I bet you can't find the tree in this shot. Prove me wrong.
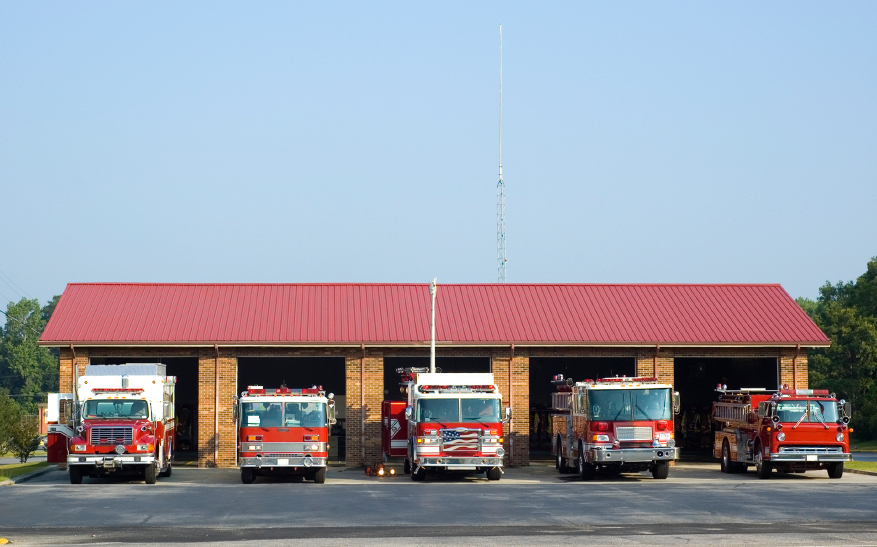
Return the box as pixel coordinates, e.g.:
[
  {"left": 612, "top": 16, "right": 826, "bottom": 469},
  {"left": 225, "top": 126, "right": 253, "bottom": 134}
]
[
  {"left": 800, "top": 257, "right": 877, "bottom": 438},
  {"left": 9, "top": 413, "right": 40, "bottom": 463},
  {"left": 0, "top": 297, "right": 59, "bottom": 414}
]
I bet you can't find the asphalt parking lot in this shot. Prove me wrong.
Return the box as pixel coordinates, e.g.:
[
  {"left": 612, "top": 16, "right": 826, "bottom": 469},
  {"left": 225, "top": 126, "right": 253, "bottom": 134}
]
[{"left": 3, "top": 462, "right": 877, "bottom": 546}]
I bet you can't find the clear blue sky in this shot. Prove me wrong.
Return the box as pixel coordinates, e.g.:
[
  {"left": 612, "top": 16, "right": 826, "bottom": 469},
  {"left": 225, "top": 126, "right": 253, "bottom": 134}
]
[{"left": 1, "top": 2, "right": 875, "bottom": 313}]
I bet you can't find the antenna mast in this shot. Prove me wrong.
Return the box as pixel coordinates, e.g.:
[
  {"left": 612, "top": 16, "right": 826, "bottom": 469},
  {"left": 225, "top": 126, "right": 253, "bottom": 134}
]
[{"left": 497, "top": 24, "right": 507, "bottom": 283}]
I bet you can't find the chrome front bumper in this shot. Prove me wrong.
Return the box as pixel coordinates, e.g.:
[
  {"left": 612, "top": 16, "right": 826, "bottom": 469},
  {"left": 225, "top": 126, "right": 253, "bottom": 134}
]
[
  {"left": 68, "top": 454, "right": 155, "bottom": 468},
  {"left": 416, "top": 457, "right": 503, "bottom": 468},
  {"left": 240, "top": 456, "right": 327, "bottom": 468},
  {"left": 588, "top": 447, "right": 678, "bottom": 463},
  {"left": 771, "top": 452, "right": 851, "bottom": 463}
]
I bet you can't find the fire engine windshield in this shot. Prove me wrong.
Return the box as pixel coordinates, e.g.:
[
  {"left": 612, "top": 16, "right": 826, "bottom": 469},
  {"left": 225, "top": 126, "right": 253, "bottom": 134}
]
[
  {"left": 461, "top": 399, "right": 502, "bottom": 422},
  {"left": 776, "top": 400, "right": 839, "bottom": 423},
  {"left": 589, "top": 389, "right": 671, "bottom": 421},
  {"left": 241, "top": 402, "right": 283, "bottom": 427},
  {"left": 417, "top": 398, "right": 501, "bottom": 423},
  {"left": 284, "top": 402, "right": 327, "bottom": 427},
  {"left": 83, "top": 400, "right": 149, "bottom": 419}
]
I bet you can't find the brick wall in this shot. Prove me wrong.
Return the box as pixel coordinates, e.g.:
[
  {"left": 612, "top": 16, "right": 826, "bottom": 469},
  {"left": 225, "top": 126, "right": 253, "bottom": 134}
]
[
  {"left": 490, "top": 346, "right": 529, "bottom": 466},
  {"left": 197, "top": 348, "right": 237, "bottom": 467},
  {"left": 345, "top": 348, "right": 384, "bottom": 468}
]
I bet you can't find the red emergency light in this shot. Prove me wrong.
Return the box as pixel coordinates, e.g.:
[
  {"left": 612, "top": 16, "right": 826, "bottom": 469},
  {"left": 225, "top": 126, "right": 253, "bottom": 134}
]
[{"left": 779, "top": 389, "right": 830, "bottom": 396}]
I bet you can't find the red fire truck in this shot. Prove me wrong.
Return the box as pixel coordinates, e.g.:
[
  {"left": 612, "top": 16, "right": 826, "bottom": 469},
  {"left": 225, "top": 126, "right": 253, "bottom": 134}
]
[
  {"left": 551, "top": 375, "right": 680, "bottom": 480},
  {"left": 712, "top": 386, "right": 852, "bottom": 479},
  {"left": 48, "top": 364, "right": 176, "bottom": 484},
  {"left": 235, "top": 385, "right": 337, "bottom": 484},
  {"left": 383, "top": 368, "right": 510, "bottom": 481}
]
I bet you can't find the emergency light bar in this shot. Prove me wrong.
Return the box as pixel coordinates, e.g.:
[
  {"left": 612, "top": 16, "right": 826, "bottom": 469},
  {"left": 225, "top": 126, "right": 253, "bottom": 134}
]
[
  {"left": 779, "top": 389, "right": 830, "bottom": 396},
  {"left": 243, "top": 386, "right": 325, "bottom": 397},
  {"left": 594, "top": 377, "right": 659, "bottom": 384},
  {"left": 419, "top": 385, "right": 496, "bottom": 393},
  {"left": 91, "top": 388, "right": 145, "bottom": 393}
]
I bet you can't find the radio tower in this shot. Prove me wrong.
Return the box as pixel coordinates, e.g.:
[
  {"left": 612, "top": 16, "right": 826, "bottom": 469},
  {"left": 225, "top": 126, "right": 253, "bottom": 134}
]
[{"left": 497, "top": 24, "right": 507, "bottom": 283}]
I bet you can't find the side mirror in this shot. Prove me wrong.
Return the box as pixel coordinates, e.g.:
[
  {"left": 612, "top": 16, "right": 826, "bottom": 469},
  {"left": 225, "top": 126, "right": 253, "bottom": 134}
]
[
  {"left": 328, "top": 400, "right": 337, "bottom": 426},
  {"left": 843, "top": 401, "right": 852, "bottom": 417},
  {"left": 405, "top": 407, "right": 413, "bottom": 421},
  {"left": 503, "top": 407, "right": 512, "bottom": 423},
  {"left": 673, "top": 392, "right": 681, "bottom": 415},
  {"left": 232, "top": 395, "right": 239, "bottom": 423}
]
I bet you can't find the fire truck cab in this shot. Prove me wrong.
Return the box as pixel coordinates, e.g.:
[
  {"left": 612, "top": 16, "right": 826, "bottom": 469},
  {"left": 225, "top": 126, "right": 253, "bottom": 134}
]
[
  {"left": 386, "top": 368, "right": 510, "bottom": 482},
  {"left": 712, "top": 387, "right": 852, "bottom": 479},
  {"left": 235, "top": 385, "right": 336, "bottom": 484},
  {"left": 551, "top": 375, "right": 681, "bottom": 480},
  {"left": 49, "top": 363, "right": 176, "bottom": 485}
]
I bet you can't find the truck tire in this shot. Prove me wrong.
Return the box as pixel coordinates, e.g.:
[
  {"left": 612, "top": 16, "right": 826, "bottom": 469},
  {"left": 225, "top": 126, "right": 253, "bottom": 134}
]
[
  {"left": 721, "top": 440, "right": 732, "bottom": 474},
  {"left": 651, "top": 461, "right": 670, "bottom": 479},
  {"left": 313, "top": 467, "right": 327, "bottom": 484},
  {"left": 69, "top": 466, "right": 83, "bottom": 485},
  {"left": 486, "top": 467, "right": 502, "bottom": 481},
  {"left": 411, "top": 465, "right": 426, "bottom": 481},
  {"left": 144, "top": 463, "right": 157, "bottom": 485},
  {"left": 755, "top": 445, "right": 772, "bottom": 479},
  {"left": 241, "top": 467, "right": 255, "bottom": 484},
  {"left": 404, "top": 458, "right": 411, "bottom": 475},
  {"left": 578, "top": 441, "right": 595, "bottom": 481},
  {"left": 556, "top": 436, "right": 569, "bottom": 473},
  {"left": 827, "top": 462, "right": 844, "bottom": 479}
]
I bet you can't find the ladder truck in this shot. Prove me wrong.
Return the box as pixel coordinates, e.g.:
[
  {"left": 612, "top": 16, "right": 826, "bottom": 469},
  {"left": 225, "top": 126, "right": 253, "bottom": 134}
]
[
  {"left": 551, "top": 375, "right": 681, "bottom": 480},
  {"left": 48, "top": 363, "right": 176, "bottom": 484},
  {"left": 384, "top": 368, "right": 511, "bottom": 481},
  {"left": 235, "top": 385, "right": 337, "bottom": 484},
  {"left": 712, "top": 386, "right": 852, "bottom": 479}
]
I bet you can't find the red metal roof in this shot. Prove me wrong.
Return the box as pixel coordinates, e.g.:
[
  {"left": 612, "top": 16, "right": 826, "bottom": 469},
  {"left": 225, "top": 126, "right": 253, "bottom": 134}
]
[{"left": 39, "top": 283, "right": 829, "bottom": 346}]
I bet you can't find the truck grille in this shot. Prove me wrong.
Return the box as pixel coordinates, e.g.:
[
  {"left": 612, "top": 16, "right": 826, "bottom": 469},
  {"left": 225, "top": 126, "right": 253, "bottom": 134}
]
[
  {"left": 90, "top": 427, "right": 133, "bottom": 445},
  {"left": 615, "top": 427, "right": 652, "bottom": 441},
  {"left": 440, "top": 428, "right": 480, "bottom": 452},
  {"left": 778, "top": 446, "right": 843, "bottom": 453}
]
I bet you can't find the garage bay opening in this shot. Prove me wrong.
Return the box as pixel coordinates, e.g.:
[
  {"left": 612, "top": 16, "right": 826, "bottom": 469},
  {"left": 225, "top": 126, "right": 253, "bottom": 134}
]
[
  {"left": 88, "top": 357, "right": 199, "bottom": 464},
  {"left": 529, "top": 357, "right": 636, "bottom": 459},
  {"left": 673, "top": 357, "right": 779, "bottom": 458},
  {"left": 237, "top": 357, "right": 346, "bottom": 463}
]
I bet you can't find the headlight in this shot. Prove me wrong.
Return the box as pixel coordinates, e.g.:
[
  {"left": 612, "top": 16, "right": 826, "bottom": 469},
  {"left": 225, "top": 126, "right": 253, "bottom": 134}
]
[
  {"left": 309, "top": 444, "right": 319, "bottom": 451},
  {"left": 247, "top": 445, "right": 262, "bottom": 451},
  {"left": 776, "top": 432, "right": 785, "bottom": 442},
  {"left": 73, "top": 444, "right": 87, "bottom": 452},
  {"left": 592, "top": 435, "right": 610, "bottom": 442},
  {"left": 837, "top": 433, "right": 844, "bottom": 442}
]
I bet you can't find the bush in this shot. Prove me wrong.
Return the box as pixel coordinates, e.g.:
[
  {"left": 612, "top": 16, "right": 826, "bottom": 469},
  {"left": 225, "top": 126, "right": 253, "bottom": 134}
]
[
  {"left": 9, "top": 414, "right": 40, "bottom": 463},
  {"left": 0, "top": 391, "right": 19, "bottom": 455}
]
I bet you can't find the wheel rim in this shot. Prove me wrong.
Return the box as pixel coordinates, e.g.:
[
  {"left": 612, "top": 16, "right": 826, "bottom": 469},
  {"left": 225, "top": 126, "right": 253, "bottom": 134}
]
[
  {"left": 578, "top": 446, "right": 584, "bottom": 474},
  {"left": 723, "top": 446, "right": 730, "bottom": 468},
  {"left": 755, "top": 449, "right": 762, "bottom": 470}
]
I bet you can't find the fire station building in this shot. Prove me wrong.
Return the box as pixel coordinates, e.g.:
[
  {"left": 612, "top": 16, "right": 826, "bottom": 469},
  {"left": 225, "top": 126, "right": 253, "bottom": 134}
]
[{"left": 39, "top": 283, "right": 829, "bottom": 468}]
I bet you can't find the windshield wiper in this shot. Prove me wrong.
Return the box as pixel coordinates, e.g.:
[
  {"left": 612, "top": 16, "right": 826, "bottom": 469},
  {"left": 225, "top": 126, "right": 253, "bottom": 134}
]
[
  {"left": 792, "top": 411, "right": 807, "bottom": 430},
  {"left": 812, "top": 408, "right": 829, "bottom": 430},
  {"left": 634, "top": 403, "right": 650, "bottom": 421}
]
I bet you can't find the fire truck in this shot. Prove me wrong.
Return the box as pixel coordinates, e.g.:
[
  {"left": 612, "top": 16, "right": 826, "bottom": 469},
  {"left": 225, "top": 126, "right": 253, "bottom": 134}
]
[
  {"left": 235, "top": 385, "right": 336, "bottom": 484},
  {"left": 47, "top": 364, "right": 176, "bottom": 484},
  {"left": 383, "top": 368, "right": 510, "bottom": 481},
  {"left": 712, "top": 386, "right": 852, "bottom": 479},
  {"left": 551, "top": 375, "right": 681, "bottom": 480}
]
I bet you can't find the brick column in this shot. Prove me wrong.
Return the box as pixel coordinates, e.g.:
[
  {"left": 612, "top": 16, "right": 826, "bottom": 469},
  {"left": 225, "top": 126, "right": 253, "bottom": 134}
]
[
  {"left": 59, "top": 347, "right": 88, "bottom": 393},
  {"left": 779, "top": 349, "right": 807, "bottom": 389},
  {"left": 636, "top": 347, "right": 674, "bottom": 387},
  {"left": 198, "top": 348, "right": 237, "bottom": 468},
  {"left": 345, "top": 348, "right": 383, "bottom": 467},
  {"left": 492, "top": 347, "right": 529, "bottom": 466}
]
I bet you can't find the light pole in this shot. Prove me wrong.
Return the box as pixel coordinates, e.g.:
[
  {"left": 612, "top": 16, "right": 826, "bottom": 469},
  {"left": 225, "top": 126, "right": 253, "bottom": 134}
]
[{"left": 429, "top": 278, "right": 437, "bottom": 373}]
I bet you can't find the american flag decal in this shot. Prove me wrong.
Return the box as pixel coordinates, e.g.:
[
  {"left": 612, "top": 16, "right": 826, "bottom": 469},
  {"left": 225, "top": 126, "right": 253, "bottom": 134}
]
[{"left": 441, "top": 428, "right": 480, "bottom": 451}]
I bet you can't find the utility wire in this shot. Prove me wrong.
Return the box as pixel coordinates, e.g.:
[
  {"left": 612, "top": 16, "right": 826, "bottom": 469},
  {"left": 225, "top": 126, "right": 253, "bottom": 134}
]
[
  {"left": 0, "top": 270, "right": 28, "bottom": 299},
  {"left": 0, "top": 308, "right": 43, "bottom": 337}
]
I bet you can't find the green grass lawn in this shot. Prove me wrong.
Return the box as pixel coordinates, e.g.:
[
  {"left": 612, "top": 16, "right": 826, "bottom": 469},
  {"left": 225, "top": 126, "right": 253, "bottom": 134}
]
[
  {"left": 0, "top": 461, "right": 50, "bottom": 480},
  {"left": 850, "top": 439, "right": 877, "bottom": 451},
  {"left": 1, "top": 450, "right": 47, "bottom": 458},
  {"left": 847, "top": 460, "right": 877, "bottom": 473}
]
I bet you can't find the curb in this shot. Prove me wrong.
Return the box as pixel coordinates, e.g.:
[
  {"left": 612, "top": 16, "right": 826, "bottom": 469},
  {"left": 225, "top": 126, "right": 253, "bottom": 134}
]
[
  {"left": 0, "top": 464, "right": 60, "bottom": 485},
  {"left": 846, "top": 468, "right": 877, "bottom": 477}
]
